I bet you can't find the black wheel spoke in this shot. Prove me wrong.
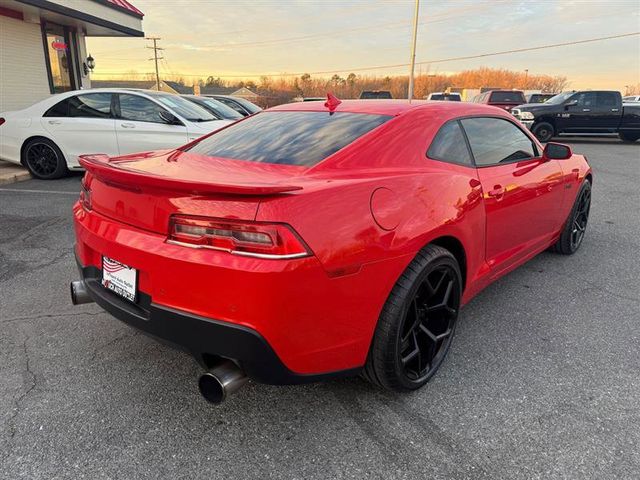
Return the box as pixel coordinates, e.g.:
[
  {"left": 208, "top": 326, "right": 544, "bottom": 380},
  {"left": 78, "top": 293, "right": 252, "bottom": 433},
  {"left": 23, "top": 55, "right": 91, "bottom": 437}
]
[
  {"left": 418, "top": 323, "right": 437, "bottom": 342},
  {"left": 401, "top": 345, "right": 420, "bottom": 365}
]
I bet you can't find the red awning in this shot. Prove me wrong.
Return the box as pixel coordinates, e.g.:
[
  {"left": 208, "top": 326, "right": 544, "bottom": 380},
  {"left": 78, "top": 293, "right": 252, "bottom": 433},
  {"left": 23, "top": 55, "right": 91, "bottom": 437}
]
[{"left": 106, "top": 0, "right": 144, "bottom": 17}]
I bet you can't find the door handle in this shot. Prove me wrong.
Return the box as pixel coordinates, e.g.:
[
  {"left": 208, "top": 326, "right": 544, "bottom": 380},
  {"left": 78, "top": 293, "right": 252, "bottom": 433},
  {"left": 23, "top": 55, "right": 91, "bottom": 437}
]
[
  {"left": 120, "top": 122, "right": 136, "bottom": 128},
  {"left": 582, "top": 109, "right": 591, "bottom": 112},
  {"left": 487, "top": 185, "right": 505, "bottom": 200},
  {"left": 47, "top": 120, "right": 62, "bottom": 125}
]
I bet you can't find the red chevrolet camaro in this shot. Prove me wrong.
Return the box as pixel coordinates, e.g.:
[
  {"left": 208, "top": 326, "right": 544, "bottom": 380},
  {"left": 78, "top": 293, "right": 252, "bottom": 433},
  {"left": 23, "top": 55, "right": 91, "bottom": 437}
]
[{"left": 71, "top": 98, "right": 592, "bottom": 403}]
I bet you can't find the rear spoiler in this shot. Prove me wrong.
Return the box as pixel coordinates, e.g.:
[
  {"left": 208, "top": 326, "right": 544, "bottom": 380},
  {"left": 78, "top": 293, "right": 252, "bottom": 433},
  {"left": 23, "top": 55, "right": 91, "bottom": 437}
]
[{"left": 78, "top": 154, "right": 303, "bottom": 196}]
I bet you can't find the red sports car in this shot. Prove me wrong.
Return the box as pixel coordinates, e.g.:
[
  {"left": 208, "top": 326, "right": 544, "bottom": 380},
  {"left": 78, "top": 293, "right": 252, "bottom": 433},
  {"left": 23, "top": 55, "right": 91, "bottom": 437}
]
[{"left": 71, "top": 98, "right": 592, "bottom": 404}]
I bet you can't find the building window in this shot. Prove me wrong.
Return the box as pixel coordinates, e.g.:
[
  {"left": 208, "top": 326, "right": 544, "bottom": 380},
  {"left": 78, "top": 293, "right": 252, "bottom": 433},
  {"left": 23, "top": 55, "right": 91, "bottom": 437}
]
[{"left": 42, "top": 23, "right": 77, "bottom": 93}]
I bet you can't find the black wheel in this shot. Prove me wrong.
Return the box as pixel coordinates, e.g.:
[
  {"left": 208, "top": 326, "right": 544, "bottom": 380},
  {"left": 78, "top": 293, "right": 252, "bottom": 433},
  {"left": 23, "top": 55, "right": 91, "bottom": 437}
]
[
  {"left": 619, "top": 132, "right": 640, "bottom": 143},
  {"left": 532, "top": 122, "right": 555, "bottom": 143},
  {"left": 22, "top": 138, "right": 68, "bottom": 179},
  {"left": 552, "top": 180, "right": 591, "bottom": 255},
  {"left": 363, "top": 245, "right": 462, "bottom": 392}
]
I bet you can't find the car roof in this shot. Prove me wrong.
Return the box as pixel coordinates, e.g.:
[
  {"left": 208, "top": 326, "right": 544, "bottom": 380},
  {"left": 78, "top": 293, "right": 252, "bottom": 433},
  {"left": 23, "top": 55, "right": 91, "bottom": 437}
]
[
  {"left": 268, "top": 99, "right": 502, "bottom": 117},
  {"left": 54, "top": 88, "right": 173, "bottom": 97}
]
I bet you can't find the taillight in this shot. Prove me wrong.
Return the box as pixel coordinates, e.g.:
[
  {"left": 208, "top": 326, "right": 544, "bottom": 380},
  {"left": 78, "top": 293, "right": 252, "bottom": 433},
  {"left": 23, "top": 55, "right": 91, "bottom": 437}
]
[
  {"left": 168, "top": 215, "right": 311, "bottom": 259},
  {"left": 0, "top": 118, "right": 5, "bottom": 126},
  {"left": 79, "top": 182, "right": 91, "bottom": 210}
]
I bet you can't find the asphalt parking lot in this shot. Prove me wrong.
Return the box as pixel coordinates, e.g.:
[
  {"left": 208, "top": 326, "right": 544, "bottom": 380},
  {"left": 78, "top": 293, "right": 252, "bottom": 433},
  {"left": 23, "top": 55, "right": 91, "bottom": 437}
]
[{"left": 1, "top": 138, "right": 639, "bottom": 479}]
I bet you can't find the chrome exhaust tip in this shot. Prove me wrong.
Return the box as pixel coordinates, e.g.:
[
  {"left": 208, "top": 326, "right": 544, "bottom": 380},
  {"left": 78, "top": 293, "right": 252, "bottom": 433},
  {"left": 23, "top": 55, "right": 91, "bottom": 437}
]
[
  {"left": 198, "top": 360, "right": 248, "bottom": 404},
  {"left": 70, "top": 280, "right": 93, "bottom": 305}
]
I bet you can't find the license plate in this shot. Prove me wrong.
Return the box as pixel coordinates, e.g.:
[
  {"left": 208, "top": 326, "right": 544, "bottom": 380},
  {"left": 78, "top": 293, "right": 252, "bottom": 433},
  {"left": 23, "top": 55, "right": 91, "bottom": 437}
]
[{"left": 102, "top": 256, "right": 137, "bottom": 302}]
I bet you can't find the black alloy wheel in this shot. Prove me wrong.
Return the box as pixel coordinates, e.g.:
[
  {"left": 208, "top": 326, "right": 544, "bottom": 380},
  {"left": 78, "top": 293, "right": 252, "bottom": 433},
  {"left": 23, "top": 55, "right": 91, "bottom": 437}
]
[
  {"left": 551, "top": 180, "right": 592, "bottom": 255},
  {"left": 363, "top": 245, "right": 462, "bottom": 392},
  {"left": 570, "top": 184, "right": 591, "bottom": 251},
  {"left": 398, "top": 265, "right": 460, "bottom": 382},
  {"left": 532, "top": 122, "right": 554, "bottom": 143},
  {"left": 23, "top": 138, "right": 68, "bottom": 179}
]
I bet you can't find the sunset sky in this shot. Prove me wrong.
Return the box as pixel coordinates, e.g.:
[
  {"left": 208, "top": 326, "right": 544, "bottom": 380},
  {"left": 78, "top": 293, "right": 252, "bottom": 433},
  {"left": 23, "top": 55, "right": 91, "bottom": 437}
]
[{"left": 87, "top": 0, "right": 640, "bottom": 90}]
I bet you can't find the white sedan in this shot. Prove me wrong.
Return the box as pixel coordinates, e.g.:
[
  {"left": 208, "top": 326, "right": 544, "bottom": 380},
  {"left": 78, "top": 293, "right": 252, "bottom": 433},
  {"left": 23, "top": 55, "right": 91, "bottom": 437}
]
[{"left": 0, "top": 89, "right": 233, "bottom": 179}]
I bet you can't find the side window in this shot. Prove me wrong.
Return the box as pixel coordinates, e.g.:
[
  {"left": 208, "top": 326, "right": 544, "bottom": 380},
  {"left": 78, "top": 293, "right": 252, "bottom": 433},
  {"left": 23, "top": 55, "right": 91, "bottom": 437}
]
[
  {"left": 575, "top": 92, "right": 597, "bottom": 108},
  {"left": 460, "top": 117, "right": 538, "bottom": 166},
  {"left": 118, "top": 94, "right": 169, "bottom": 123},
  {"left": 68, "top": 94, "right": 112, "bottom": 118},
  {"left": 597, "top": 92, "right": 618, "bottom": 108},
  {"left": 44, "top": 98, "right": 70, "bottom": 117},
  {"left": 427, "top": 120, "right": 472, "bottom": 166},
  {"left": 218, "top": 98, "right": 245, "bottom": 115}
]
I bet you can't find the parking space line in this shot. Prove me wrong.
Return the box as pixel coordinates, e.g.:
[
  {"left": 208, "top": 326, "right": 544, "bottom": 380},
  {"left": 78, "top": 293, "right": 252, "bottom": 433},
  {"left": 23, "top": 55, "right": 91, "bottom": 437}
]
[{"left": 0, "top": 188, "right": 79, "bottom": 195}]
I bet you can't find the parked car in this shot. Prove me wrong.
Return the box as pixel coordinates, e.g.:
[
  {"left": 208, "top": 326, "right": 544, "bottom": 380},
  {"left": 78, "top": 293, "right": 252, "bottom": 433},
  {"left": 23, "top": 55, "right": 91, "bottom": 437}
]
[
  {"left": 0, "top": 89, "right": 232, "bottom": 179},
  {"left": 512, "top": 90, "right": 640, "bottom": 142},
  {"left": 623, "top": 95, "right": 640, "bottom": 103},
  {"left": 426, "top": 92, "right": 461, "bottom": 101},
  {"left": 71, "top": 99, "right": 592, "bottom": 404},
  {"left": 526, "top": 93, "right": 557, "bottom": 104},
  {"left": 473, "top": 90, "right": 526, "bottom": 111},
  {"left": 182, "top": 95, "right": 243, "bottom": 121},
  {"left": 359, "top": 90, "right": 393, "bottom": 99},
  {"left": 206, "top": 95, "right": 262, "bottom": 117}
]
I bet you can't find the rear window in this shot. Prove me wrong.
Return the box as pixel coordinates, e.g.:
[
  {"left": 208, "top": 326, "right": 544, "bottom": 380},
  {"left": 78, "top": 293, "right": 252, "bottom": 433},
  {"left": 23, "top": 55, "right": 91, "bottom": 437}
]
[
  {"left": 489, "top": 91, "right": 526, "bottom": 103},
  {"left": 186, "top": 111, "right": 391, "bottom": 166}
]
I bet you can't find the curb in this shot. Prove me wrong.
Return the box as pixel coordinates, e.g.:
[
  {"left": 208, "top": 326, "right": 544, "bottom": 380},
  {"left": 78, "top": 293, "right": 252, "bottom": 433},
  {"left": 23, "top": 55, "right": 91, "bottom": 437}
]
[{"left": 0, "top": 163, "right": 32, "bottom": 186}]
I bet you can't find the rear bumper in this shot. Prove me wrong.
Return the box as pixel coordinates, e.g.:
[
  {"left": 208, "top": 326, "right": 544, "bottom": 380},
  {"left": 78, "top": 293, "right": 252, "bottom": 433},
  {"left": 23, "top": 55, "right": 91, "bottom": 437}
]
[{"left": 77, "top": 259, "right": 359, "bottom": 385}]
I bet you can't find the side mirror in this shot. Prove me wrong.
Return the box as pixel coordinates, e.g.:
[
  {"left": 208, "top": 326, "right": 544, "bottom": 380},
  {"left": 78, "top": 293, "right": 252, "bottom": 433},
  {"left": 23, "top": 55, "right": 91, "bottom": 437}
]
[
  {"left": 159, "top": 110, "right": 179, "bottom": 125},
  {"left": 543, "top": 142, "right": 572, "bottom": 160}
]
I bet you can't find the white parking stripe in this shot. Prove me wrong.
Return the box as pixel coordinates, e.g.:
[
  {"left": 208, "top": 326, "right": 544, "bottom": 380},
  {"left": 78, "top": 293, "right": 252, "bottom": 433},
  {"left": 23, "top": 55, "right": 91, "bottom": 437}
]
[{"left": 0, "top": 188, "right": 78, "bottom": 195}]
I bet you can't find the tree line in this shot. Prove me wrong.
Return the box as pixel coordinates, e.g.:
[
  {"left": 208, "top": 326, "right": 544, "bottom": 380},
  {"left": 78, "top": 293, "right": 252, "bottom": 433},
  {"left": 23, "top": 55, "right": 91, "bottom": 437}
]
[{"left": 172, "top": 67, "right": 569, "bottom": 101}]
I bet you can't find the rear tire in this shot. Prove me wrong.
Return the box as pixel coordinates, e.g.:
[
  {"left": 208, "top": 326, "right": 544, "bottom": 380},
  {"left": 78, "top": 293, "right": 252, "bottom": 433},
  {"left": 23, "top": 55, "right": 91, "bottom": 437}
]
[
  {"left": 532, "top": 122, "right": 555, "bottom": 143},
  {"left": 363, "top": 245, "right": 462, "bottom": 392},
  {"left": 22, "top": 137, "right": 68, "bottom": 180},
  {"left": 619, "top": 132, "right": 640, "bottom": 143},
  {"left": 551, "top": 180, "right": 591, "bottom": 255}
]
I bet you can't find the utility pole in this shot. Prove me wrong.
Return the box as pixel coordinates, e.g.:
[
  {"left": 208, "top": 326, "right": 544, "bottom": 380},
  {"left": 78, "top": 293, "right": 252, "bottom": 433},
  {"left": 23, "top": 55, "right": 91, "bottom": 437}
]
[
  {"left": 146, "top": 36, "right": 163, "bottom": 90},
  {"left": 407, "top": 0, "right": 420, "bottom": 101}
]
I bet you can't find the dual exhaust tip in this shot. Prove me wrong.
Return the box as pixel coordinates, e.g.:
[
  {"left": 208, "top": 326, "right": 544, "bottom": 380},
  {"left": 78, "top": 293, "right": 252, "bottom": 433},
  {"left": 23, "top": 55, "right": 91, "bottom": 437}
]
[{"left": 70, "top": 279, "right": 247, "bottom": 404}]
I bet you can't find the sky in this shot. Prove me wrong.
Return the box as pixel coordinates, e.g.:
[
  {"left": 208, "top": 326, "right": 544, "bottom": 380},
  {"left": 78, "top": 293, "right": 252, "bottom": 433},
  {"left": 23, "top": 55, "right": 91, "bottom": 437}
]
[{"left": 87, "top": 0, "right": 640, "bottom": 90}]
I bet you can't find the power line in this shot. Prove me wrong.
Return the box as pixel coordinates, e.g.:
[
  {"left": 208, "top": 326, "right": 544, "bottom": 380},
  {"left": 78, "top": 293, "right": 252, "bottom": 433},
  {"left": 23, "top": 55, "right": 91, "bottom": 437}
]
[{"left": 90, "top": 31, "right": 640, "bottom": 79}]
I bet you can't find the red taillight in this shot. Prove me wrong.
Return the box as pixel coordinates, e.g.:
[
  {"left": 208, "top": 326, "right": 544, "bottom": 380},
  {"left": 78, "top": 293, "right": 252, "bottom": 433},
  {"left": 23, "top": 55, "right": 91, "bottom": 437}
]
[
  {"left": 0, "top": 118, "right": 5, "bottom": 126},
  {"left": 79, "top": 182, "right": 91, "bottom": 210},
  {"left": 168, "top": 215, "right": 311, "bottom": 259}
]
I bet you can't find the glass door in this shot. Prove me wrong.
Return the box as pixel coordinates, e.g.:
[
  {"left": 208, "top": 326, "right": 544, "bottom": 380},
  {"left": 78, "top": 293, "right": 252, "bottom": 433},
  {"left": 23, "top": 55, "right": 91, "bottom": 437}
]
[{"left": 44, "top": 23, "right": 76, "bottom": 93}]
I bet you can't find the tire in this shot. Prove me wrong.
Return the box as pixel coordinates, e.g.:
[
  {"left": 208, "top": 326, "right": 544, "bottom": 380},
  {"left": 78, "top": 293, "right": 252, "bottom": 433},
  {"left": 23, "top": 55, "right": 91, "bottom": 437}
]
[
  {"left": 619, "top": 132, "right": 640, "bottom": 143},
  {"left": 532, "top": 122, "right": 555, "bottom": 143},
  {"left": 551, "top": 180, "right": 591, "bottom": 255},
  {"left": 22, "top": 137, "right": 68, "bottom": 179},
  {"left": 363, "top": 245, "right": 462, "bottom": 392}
]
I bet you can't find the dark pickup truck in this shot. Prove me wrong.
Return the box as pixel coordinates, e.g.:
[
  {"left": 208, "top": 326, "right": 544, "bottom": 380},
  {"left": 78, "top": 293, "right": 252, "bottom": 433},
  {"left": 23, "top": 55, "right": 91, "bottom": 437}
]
[{"left": 512, "top": 91, "right": 640, "bottom": 142}]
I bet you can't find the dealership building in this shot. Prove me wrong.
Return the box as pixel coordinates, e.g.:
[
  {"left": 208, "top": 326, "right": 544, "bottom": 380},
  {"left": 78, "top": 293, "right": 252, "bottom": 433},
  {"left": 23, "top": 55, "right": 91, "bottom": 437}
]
[{"left": 0, "top": 0, "right": 144, "bottom": 112}]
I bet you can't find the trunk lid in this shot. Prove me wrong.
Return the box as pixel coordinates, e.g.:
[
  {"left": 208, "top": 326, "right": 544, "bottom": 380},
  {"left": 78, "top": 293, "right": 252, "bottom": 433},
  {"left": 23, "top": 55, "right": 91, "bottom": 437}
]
[{"left": 80, "top": 149, "right": 305, "bottom": 234}]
